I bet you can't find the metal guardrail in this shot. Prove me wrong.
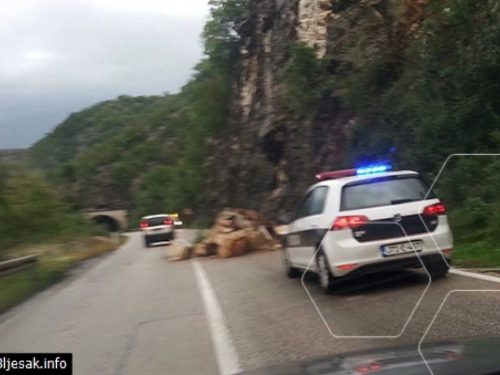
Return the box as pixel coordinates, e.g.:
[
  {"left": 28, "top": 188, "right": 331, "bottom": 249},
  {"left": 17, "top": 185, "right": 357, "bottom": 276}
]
[{"left": 0, "top": 254, "right": 40, "bottom": 278}]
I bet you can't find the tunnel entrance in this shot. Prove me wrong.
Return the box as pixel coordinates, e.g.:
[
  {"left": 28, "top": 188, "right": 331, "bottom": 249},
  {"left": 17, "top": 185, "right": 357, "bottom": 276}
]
[{"left": 92, "top": 215, "right": 120, "bottom": 233}]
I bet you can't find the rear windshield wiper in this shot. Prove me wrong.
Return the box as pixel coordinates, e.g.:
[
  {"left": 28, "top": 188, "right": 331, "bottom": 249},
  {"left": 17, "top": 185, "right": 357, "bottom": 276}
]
[{"left": 391, "top": 198, "right": 419, "bottom": 205}]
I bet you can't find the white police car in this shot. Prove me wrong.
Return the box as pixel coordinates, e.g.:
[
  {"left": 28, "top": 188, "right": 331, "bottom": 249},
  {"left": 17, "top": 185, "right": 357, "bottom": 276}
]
[{"left": 282, "top": 165, "right": 453, "bottom": 294}]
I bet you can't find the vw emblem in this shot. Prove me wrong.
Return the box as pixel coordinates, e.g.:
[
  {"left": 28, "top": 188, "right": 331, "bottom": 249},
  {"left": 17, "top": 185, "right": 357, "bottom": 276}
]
[{"left": 393, "top": 213, "right": 402, "bottom": 222}]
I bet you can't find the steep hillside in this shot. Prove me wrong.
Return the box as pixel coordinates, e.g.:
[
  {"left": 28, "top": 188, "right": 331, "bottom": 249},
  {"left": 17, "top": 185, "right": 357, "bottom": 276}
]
[
  {"left": 0, "top": 149, "right": 28, "bottom": 169},
  {"left": 0, "top": 160, "right": 100, "bottom": 253},
  {"left": 29, "top": 94, "right": 189, "bottom": 212},
  {"left": 30, "top": 95, "right": 166, "bottom": 170}
]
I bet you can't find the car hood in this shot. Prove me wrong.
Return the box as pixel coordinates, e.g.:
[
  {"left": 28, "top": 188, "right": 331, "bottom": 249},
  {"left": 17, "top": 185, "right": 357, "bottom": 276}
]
[{"left": 236, "top": 336, "right": 500, "bottom": 375}]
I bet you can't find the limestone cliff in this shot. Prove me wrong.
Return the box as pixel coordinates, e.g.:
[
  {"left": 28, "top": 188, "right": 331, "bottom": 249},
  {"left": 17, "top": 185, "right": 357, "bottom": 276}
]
[{"left": 204, "top": 0, "right": 429, "bottom": 218}]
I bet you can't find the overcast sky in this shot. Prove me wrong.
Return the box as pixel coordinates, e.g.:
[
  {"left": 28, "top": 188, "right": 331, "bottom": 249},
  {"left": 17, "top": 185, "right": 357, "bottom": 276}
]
[{"left": 0, "top": 0, "right": 209, "bottom": 148}]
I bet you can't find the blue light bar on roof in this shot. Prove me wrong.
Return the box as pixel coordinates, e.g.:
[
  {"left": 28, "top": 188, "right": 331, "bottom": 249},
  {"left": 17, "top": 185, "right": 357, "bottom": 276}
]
[{"left": 356, "top": 165, "right": 392, "bottom": 175}]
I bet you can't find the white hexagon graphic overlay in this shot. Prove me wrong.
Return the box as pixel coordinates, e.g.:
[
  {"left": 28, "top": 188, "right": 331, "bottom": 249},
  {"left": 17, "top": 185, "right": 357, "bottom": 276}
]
[
  {"left": 419, "top": 290, "right": 500, "bottom": 375},
  {"left": 417, "top": 154, "right": 500, "bottom": 374},
  {"left": 419, "top": 153, "right": 500, "bottom": 272},
  {"left": 301, "top": 221, "right": 432, "bottom": 339}
]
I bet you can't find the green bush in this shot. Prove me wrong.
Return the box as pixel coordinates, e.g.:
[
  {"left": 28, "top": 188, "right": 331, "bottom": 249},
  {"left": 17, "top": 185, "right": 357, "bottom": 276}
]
[{"left": 0, "top": 164, "right": 100, "bottom": 257}]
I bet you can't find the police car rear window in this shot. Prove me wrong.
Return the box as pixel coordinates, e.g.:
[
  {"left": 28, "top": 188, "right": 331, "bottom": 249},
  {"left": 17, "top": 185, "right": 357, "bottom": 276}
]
[{"left": 340, "top": 175, "right": 436, "bottom": 211}]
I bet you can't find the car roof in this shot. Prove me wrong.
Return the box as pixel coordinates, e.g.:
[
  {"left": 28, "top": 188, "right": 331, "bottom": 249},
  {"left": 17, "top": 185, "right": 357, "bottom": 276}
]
[
  {"left": 313, "top": 170, "right": 420, "bottom": 189},
  {"left": 142, "top": 214, "right": 170, "bottom": 219}
]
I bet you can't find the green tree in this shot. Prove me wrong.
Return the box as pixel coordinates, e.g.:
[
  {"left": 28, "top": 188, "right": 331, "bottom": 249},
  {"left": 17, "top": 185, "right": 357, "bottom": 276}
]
[
  {"left": 203, "top": 0, "right": 248, "bottom": 73},
  {"left": 0, "top": 169, "right": 95, "bottom": 254},
  {"left": 135, "top": 166, "right": 183, "bottom": 218}
]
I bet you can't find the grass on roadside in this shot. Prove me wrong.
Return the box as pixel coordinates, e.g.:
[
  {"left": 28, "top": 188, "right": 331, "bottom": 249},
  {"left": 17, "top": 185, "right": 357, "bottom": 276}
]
[
  {"left": 452, "top": 241, "right": 500, "bottom": 269},
  {"left": 445, "top": 207, "right": 500, "bottom": 269},
  {"left": 0, "top": 235, "right": 127, "bottom": 314}
]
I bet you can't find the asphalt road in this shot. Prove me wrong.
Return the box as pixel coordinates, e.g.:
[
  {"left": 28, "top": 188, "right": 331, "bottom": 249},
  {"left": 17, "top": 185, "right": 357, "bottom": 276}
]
[{"left": 1, "top": 230, "right": 500, "bottom": 374}]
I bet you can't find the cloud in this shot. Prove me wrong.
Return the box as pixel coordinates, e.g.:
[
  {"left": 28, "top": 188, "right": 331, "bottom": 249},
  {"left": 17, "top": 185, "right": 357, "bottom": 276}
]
[
  {"left": 93, "top": 0, "right": 210, "bottom": 16},
  {"left": 0, "top": 1, "right": 208, "bottom": 148}
]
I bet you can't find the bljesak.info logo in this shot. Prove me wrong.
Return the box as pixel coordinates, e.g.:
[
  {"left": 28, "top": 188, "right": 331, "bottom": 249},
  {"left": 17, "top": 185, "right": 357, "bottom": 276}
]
[{"left": 0, "top": 354, "right": 72, "bottom": 374}]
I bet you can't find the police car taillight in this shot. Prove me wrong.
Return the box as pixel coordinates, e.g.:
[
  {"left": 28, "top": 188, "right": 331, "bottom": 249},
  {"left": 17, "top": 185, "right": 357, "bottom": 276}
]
[
  {"left": 422, "top": 203, "right": 446, "bottom": 215},
  {"left": 331, "top": 215, "right": 369, "bottom": 230}
]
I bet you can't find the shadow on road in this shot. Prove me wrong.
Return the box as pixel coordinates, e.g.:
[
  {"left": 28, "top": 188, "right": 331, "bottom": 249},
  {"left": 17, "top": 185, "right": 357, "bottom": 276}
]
[{"left": 301, "top": 269, "right": 436, "bottom": 296}]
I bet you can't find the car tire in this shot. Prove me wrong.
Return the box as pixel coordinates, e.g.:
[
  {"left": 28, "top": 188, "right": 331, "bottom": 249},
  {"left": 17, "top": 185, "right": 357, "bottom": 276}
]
[
  {"left": 317, "top": 250, "right": 335, "bottom": 295},
  {"left": 283, "top": 249, "right": 300, "bottom": 278},
  {"left": 426, "top": 258, "right": 449, "bottom": 280},
  {"left": 144, "top": 237, "right": 150, "bottom": 248}
]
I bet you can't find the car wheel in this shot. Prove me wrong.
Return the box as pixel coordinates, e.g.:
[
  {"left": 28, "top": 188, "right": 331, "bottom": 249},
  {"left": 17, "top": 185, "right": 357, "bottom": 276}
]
[
  {"left": 317, "top": 251, "right": 334, "bottom": 295},
  {"left": 283, "top": 249, "right": 300, "bottom": 278},
  {"left": 144, "top": 238, "right": 150, "bottom": 248},
  {"left": 426, "top": 258, "right": 449, "bottom": 280}
]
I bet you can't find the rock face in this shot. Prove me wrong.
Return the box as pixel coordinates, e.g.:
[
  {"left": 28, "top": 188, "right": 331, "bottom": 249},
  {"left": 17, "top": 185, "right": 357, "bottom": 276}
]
[
  {"left": 204, "top": 0, "right": 311, "bottom": 218},
  {"left": 297, "top": 0, "right": 332, "bottom": 58},
  {"left": 204, "top": 0, "right": 430, "bottom": 220}
]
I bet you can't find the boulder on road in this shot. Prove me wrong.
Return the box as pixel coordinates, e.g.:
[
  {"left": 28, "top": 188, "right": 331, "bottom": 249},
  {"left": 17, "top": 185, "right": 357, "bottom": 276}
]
[
  {"left": 169, "top": 239, "right": 193, "bottom": 261},
  {"left": 199, "top": 209, "right": 281, "bottom": 259},
  {"left": 217, "top": 230, "right": 248, "bottom": 259},
  {"left": 168, "top": 209, "right": 281, "bottom": 262},
  {"left": 193, "top": 243, "right": 209, "bottom": 257},
  {"left": 246, "top": 227, "right": 269, "bottom": 251}
]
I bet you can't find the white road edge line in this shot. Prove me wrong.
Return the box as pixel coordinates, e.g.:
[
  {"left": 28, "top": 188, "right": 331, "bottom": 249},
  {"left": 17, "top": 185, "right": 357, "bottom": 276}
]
[
  {"left": 450, "top": 269, "right": 500, "bottom": 283},
  {"left": 192, "top": 259, "right": 243, "bottom": 375}
]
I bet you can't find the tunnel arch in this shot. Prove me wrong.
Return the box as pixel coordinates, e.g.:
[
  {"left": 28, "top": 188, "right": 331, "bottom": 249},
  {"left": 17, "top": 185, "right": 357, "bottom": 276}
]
[
  {"left": 92, "top": 215, "right": 120, "bottom": 232},
  {"left": 82, "top": 210, "right": 128, "bottom": 232}
]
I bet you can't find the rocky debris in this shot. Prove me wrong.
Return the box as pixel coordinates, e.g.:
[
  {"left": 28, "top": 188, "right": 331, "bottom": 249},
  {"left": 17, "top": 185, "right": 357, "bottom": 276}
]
[
  {"left": 169, "top": 239, "right": 193, "bottom": 262},
  {"left": 216, "top": 230, "right": 249, "bottom": 259},
  {"left": 199, "top": 208, "right": 281, "bottom": 259},
  {"left": 170, "top": 209, "right": 282, "bottom": 262}
]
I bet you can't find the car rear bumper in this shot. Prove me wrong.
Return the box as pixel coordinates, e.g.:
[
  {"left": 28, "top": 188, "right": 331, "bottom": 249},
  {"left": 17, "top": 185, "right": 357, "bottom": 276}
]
[
  {"left": 144, "top": 232, "right": 174, "bottom": 243},
  {"left": 323, "top": 217, "right": 453, "bottom": 277},
  {"left": 331, "top": 252, "right": 450, "bottom": 281}
]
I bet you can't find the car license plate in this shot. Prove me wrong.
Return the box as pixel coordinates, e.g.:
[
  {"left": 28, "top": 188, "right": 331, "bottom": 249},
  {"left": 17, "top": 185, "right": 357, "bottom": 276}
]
[{"left": 381, "top": 240, "right": 423, "bottom": 257}]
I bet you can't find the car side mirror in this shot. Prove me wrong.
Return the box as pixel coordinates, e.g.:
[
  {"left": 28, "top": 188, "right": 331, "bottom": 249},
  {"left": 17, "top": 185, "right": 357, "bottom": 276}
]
[{"left": 278, "top": 213, "right": 294, "bottom": 225}]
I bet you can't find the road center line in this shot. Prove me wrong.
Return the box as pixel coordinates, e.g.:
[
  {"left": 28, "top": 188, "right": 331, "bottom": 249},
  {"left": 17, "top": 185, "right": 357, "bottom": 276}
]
[{"left": 192, "top": 259, "right": 242, "bottom": 375}]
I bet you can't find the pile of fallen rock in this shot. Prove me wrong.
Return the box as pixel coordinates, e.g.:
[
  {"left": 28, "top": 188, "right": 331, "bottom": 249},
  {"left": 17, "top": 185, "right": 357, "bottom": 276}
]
[{"left": 170, "top": 209, "right": 282, "bottom": 261}]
